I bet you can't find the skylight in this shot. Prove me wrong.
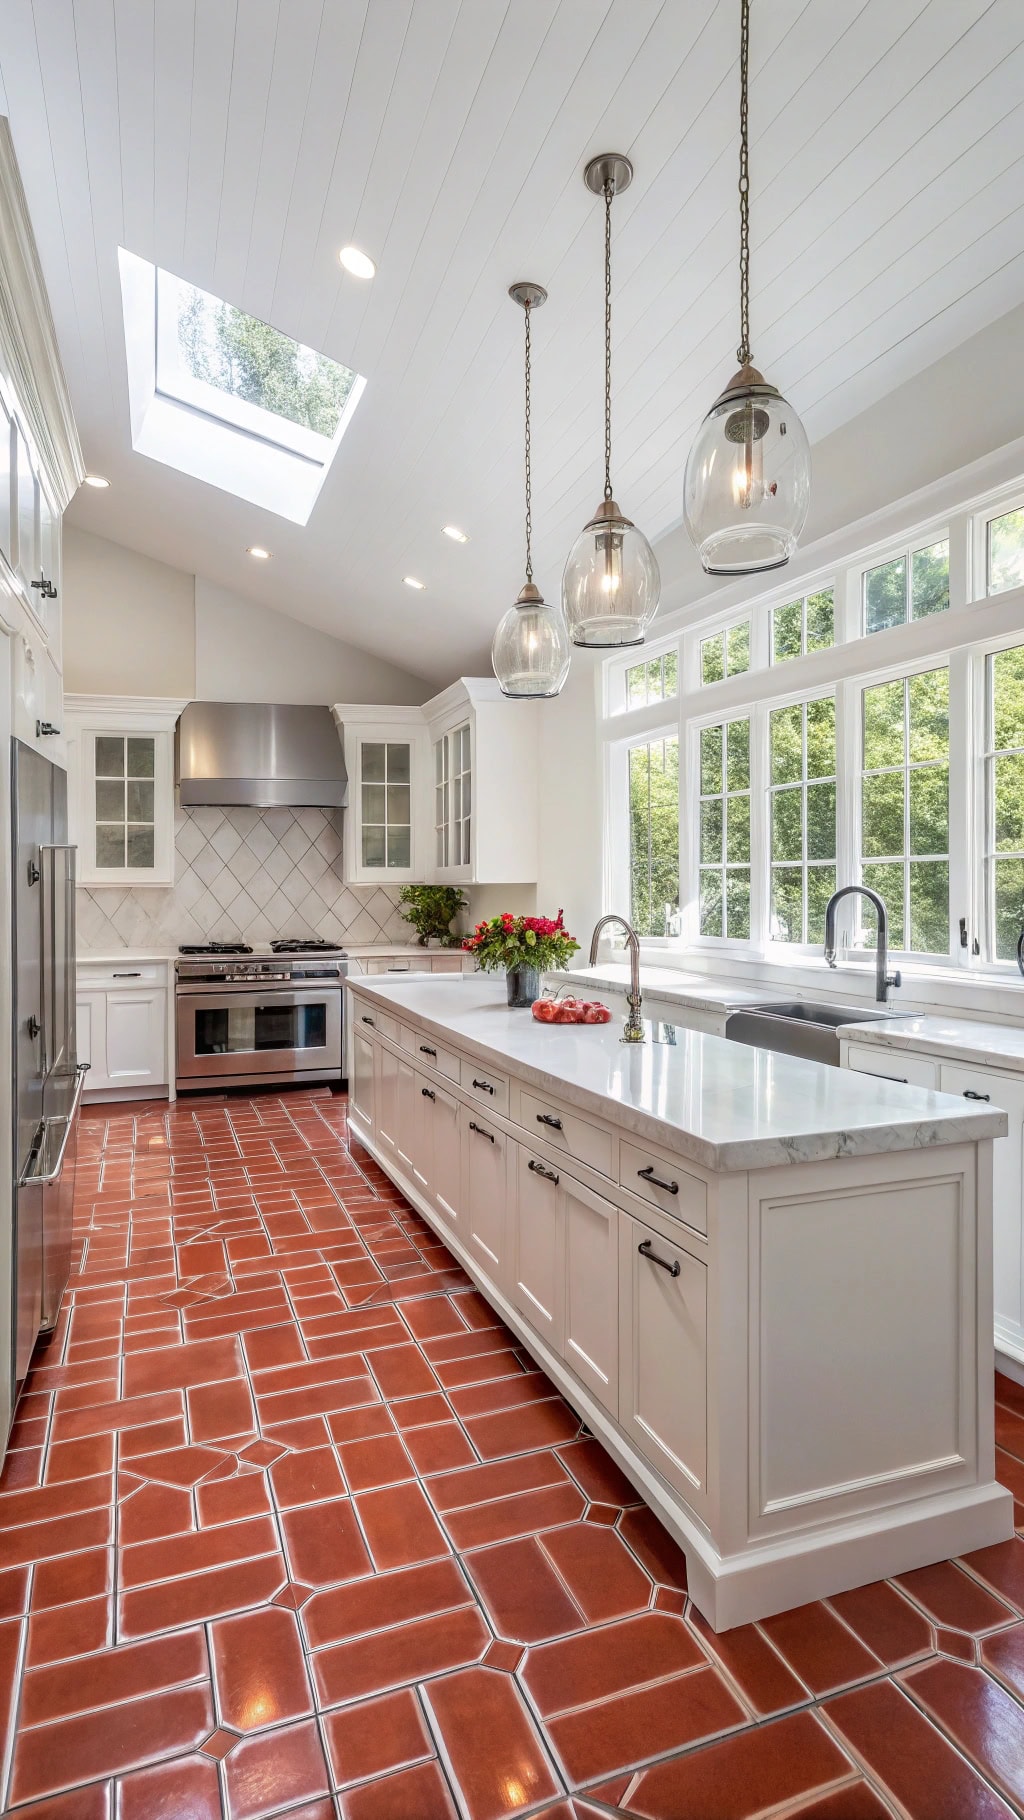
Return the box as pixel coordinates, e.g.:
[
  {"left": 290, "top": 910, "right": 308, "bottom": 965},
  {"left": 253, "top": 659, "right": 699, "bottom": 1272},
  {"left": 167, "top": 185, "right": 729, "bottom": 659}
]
[{"left": 118, "top": 249, "right": 366, "bottom": 524}]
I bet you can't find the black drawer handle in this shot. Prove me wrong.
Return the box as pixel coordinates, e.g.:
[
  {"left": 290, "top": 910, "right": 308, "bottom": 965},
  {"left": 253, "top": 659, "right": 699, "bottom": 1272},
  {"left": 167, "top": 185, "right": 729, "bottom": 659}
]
[
  {"left": 536, "top": 1113, "right": 563, "bottom": 1131},
  {"left": 472, "top": 1078, "right": 495, "bottom": 1095},
  {"left": 638, "top": 1165, "right": 679, "bottom": 1196},
  {"left": 528, "top": 1159, "right": 560, "bottom": 1185},
  {"left": 419, "top": 1044, "right": 437, "bottom": 1058},
  {"left": 469, "top": 1121, "right": 494, "bottom": 1143},
  {"left": 421, "top": 1087, "right": 435, "bottom": 1101},
  {"left": 963, "top": 1088, "right": 991, "bottom": 1102},
  {"left": 639, "top": 1238, "right": 680, "bottom": 1278},
  {"left": 361, "top": 1015, "right": 375, "bottom": 1026},
  {"left": 113, "top": 971, "right": 142, "bottom": 979}
]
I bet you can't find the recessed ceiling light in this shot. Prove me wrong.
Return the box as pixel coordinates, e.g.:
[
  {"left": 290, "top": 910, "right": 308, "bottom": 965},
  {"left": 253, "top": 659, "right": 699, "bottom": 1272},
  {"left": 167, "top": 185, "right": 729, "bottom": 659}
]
[
  {"left": 83, "top": 474, "right": 110, "bottom": 489},
  {"left": 339, "top": 245, "right": 376, "bottom": 280},
  {"left": 442, "top": 525, "right": 469, "bottom": 543},
  {"left": 403, "top": 576, "right": 426, "bottom": 590},
  {"left": 247, "top": 546, "right": 271, "bottom": 560}
]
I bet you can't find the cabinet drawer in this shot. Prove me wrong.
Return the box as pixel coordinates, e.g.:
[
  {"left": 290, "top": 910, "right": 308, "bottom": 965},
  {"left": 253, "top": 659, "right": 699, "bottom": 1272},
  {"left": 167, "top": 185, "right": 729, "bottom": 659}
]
[
  {"left": 461, "top": 1058, "right": 510, "bottom": 1117},
  {"left": 429, "top": 956, "right": 465, "bottom": 974},
  {"left": 78, "top": 962, "right": 165, "bottom": 989},
  {"left": 845, "top": 1042, "right": 938, "bottom": 1089},
  {"left": 401, "top": 1024, "right": 461, "bottom": 1083},
  {"left": 353, "top": 1004, "right": 398, "bottom": 1045},
  {"left": 619, "top": 1138, "right": 707, "bottom": 1236},
  {"left": 519, "top": 1087, "right": 614, "bottom": 1178},
  {"left": 364, "top": 957, "right": 415, "bottom": 975}
]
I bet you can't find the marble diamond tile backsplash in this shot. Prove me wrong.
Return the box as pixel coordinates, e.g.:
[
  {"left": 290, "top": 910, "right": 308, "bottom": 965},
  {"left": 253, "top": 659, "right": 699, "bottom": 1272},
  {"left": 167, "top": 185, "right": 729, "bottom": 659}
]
[{"left": 76, "top": 806, "right": 414, "bottom": 953}]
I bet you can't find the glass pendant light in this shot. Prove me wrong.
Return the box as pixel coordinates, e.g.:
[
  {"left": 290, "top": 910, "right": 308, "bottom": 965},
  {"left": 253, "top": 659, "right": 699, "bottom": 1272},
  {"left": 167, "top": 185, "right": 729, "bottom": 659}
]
[
  {"left": 683, "top": 0, "right": 811, "bottom": 575},
  {"left": 563, "top": 155, "right": 660, "bottom": 647},
  {"left": 492, "top": 283, "right": 571, "bottom": 699}
]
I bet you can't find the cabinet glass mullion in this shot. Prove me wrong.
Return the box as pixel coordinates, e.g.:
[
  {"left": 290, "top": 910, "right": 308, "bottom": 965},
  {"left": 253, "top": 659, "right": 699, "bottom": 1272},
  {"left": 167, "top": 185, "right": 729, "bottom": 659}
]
[
  {"left": 361, "top": 741, "right": 412, "bottom": 870},
  {"left": 94, "top": 733, "right": 156, "bottom": 870}
]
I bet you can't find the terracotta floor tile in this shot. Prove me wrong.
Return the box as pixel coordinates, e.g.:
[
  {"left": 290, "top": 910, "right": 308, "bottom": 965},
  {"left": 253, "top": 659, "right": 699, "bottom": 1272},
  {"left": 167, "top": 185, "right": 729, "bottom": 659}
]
[
  {"left": 119, "top": 1553, "right": 286, "bottom": 1637},
  {"left": 25, "top": 1593, "right": 112, "bottom": 1666},
  {"left": 9, "top": 1682, "right": 215, "bottom": 1805},
  {"left": 552, "top": 1663, "right": 745, "bottom": 1786},
  {"left": 895, "top": 1559, "right": 1017, "bottom": 1633},
  {"left": 466, "top": 1536, "right": 586, "bottom": 1643},
  {"left": 555, "top": 1437, "right": 640, "bottom": 1508},
  {"left": 621, "top": 1709, "right": 856, "bottom": 1820},
  {"left": 123, "top": 1443, "right": 228, "bottom": 1490},
  {"left": 49, "top": 1392, "right": 184, "bottom": 1443},
  {"left": 0, "top": 1506, "right": 112, "bottom": 1570},
  {"left": 222, "top": 1716, "right": 330, "bottom": 1819},
  {"left": 981, "top": 1620, "right": 1024, "bottom": 1699},
  {"left": 0, "top": 1472, "right": 113, "bottom": 1533},
  {"left": 327, "top": 1405, "right": 397, "bottom": 1444},
  {"left": 827, "top": 1579, "right": 934, "bottom": 1667},
  {"left": 21, "top": 1627, "right": 208, "bottom": 1727},
  {"left": 449, "top": 1371, "right": 562, "bottom": 1420},
  {"left": 336, "top": 1759, "right": 458, "bottom": 1819},
  {"left": 43, "top": 1433, "right": 116, "bottom": 1484},
  {"left": 242, "top": 1325, "right": 307, "bottom": 1371},
  {"left": 118, "top": 1480, "right": 194, "bottom": 1545},
  {"left": 322, "top": 1686, "right": 433, "bottom": 1787},
  {"left": 337, "top": 1433, "right": 416, "bottom": 1492},
  {"left": 269, "top": 1445, "right": 347, "bottom": 1509},
  {"left": 540, "top": 1522, "right": 651, "bottom": 1624},
  {"left": 32, "top": 1546, "right": 112, "bottom": 1609},
  {"left": 900, "top": 1656, "right": 1024, "bottom": 1808},
  {"left": 211, "top": 1605, "right": 313, "bottom": 1731},
  {"left": 825, "top": 1677, "right": 1015, "bottom": 1819},
  {"left": 523, "top": 1612, "right": 705, "bottom": 1718},
  {"left": 281, "top": 1497, "right": 372, "bottom": 1587},
  {"left": 425, "top": 1665, "right": 560, "bottom": 1817},
  {"left": 120, "top": 1513, "right": 279, "bottom": 1588},
  {"left": 687, "top": 1604, "right": 811, "bottom": 1716},
  {"left": 616, "top": 1506, "right": 688, "bottom": 1592},
  {"left": 117, "top": 1751, "right": 223, "bottom": 1818},
  {"left": 187, "top": 1376, "right": 257, "bottom": 1443},
  {"left": 436, "top": 1482, "right": 587, "bottom": 1551},
  {"left": 431, "top": 1348, "right": 525, "bottom": 1389},
  {"left": 960, "top": 1536, "right": 1024, "bottom": 1614},
  {"left": 400, "top": 1295, "right": 471, "bottom": 1342},
  {"left": 402, "top": 1422, "right": 477, "bottom": 1476},
  {"left": 303, "top": 1556, "right": 472, "bottom": 1649},
  {"left": 778, "top": 1787, "right": 895, "bottom": 1820},
  {"left": 312, "top": 1605, "right": 490, "bottom": 1707},
  {"left": 759, "top": 1603, "right": 883, "bottom": 1696},
  {"left": 425, "top": 1450, "right": 570, "bottom": 1513},
  {"left": 121, "top": 1335, "right": 242, "bottom": 1397},
  {"left": 463, "top": 1399, "right": 581, "bottom": 1460},
  {"left": 254, "top": 1374, "right": 380, "bottom": 1428},
  {"left": 355, "top": 1480, "right": 450, "bottom": 1570},
  {"left": 196, "top": 1469, "right": 274, "bottom": 1529},
  {"left": 364, "top": 1345, "right": 440, "bottom": 1399},
  {"left": 7, "top": 1788, "right": 111, "bottom": 1818}
]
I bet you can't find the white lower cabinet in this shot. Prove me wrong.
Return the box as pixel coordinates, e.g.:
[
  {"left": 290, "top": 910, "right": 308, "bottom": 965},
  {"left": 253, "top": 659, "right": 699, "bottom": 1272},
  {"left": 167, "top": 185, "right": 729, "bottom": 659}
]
[
  {"left": 394, "top": 1051, "right": 421, "bottom": 1184},
  {"left": 512, "top": 1149, "right": 618, "bottom": 1415},
  {"left": 419, "top": 1078, "right": 462, "bottom": 1228},
  {"left": 76, "top": 975, "right": 167, "bottom": 1095},
  {"left": 939, "top": 1060, "right": 1024, "bottom": 1361},
  {"left": 512, "top": 1151, "right": 563, "bottom": 1347},
  {"left": 460, "top": 1102, "right": 508, "bottom": 1288},
  {"left": 619, "top": 1208, "right": 707, "bottom": 1502},
  {"left": 376, "top": 1041, "right": 400, "bottom": 1163},
  {"left": 350, "top": 1025, "right": 375, "bottom": 1131}
]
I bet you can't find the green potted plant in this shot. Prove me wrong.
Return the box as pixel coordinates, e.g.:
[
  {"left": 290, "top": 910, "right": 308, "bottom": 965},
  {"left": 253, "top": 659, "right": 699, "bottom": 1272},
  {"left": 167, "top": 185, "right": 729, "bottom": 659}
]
[
  {"left": 398, "top": 884, "right": 468, "bottom": 948},
  {"left": 463, "top": 910, "right": 580, "bottom": 1007}
]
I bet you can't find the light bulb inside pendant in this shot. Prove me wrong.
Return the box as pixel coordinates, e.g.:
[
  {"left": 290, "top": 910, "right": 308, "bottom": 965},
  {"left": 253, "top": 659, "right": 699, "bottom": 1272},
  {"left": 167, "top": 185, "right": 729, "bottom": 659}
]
[{"left": 563, "top": 153, "right": 660, "bottom": 648}]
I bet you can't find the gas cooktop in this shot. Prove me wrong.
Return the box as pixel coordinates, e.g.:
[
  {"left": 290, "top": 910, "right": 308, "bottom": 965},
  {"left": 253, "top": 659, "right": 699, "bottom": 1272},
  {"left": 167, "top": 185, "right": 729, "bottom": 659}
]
[
  {"left": 178, "top": 942, "right": 254, "bottom": 956},
  {"left": 269, "top": 939, "right": 344, "bottom": 954}
]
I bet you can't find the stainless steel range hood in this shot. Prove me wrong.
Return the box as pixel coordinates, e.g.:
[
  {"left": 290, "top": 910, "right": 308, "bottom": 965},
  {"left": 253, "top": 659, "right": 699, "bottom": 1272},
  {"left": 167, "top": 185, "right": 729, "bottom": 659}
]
[{"left": 176, "top": 702, "right": 349, "bottom": 809}]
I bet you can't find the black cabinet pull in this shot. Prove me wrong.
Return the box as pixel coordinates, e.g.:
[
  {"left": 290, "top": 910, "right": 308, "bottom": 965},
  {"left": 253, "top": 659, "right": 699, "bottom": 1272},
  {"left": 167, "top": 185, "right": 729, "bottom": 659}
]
[
  {"left": 113, "top": 971, "right": 142, "bottom": 979},
  {"left": 419, "top": 1044, "right": 437, "bottom": 1058},
  {"left": 421, "top": 1087, "right": 435, "bottom": 1102},
  {"left": 361, "top": 1015, "right": 375, "bottom": 1026},
  {"left": 472, "top": 1078, "right": 495, "bottom": 1095},
  {"left": 468, "top": 1121, "right": 494, "bottom": 1143},
  {"left": 536, "top": 1113, "right": 563, "bottom": 1131},
  {"left": 963, "top": 1088, "right": 991, "bottom": 1102},
  {"left": 528, "top": 1158, "right": 560, "bottom": 1185},
  {"left": 638, "top": 1164, "right": 679, "bottom": 1196},
  {"left": 638, "top": 1238, "right": 680, "bottom": 1278}
]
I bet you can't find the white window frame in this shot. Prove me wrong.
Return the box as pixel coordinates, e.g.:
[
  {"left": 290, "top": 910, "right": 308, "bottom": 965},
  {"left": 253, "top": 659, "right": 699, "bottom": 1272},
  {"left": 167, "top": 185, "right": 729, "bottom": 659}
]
[
  {"left": 690, "top": 707, "right": 756, "bottom": 949},
  {"left": 972, "top": 630, "right": 1024, "bottom": 970},
  {"left": 860, "top": 526, "right": 952, "bottom": 638},
  {"left": 976, "top": 491, "right": 1024, "bottom": 599}
]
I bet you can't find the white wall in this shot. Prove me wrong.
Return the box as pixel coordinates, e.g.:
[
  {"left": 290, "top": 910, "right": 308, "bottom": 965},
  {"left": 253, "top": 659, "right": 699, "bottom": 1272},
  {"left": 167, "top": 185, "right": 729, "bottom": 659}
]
[
  {"left": 62, "top": 526, "right": 196, "bottom": 696},
  {"left": 195, "top": 578, "right": 429, "bottom": 707},
  {"left": 535, "top": 654, "right": 605, "bottom": 947},
  {"left": 62, "top": 529, "right": 432, "bottom": 706}
]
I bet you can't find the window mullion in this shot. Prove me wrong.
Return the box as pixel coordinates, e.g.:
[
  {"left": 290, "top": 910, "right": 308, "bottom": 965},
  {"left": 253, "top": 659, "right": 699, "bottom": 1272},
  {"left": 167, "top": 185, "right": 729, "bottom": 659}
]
[
  {"left": 947, "top": 646, "right": 972, "bottom": 967},
  {"left": 750, "top": 702, "right": 769, "bottom": 952}
]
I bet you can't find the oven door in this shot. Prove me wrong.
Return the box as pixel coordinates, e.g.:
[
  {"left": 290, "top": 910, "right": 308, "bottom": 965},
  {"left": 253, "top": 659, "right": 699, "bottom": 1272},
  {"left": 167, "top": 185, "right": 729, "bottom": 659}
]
[{"left": 176, "top": 986, "right": 342, "bottom": 1085}]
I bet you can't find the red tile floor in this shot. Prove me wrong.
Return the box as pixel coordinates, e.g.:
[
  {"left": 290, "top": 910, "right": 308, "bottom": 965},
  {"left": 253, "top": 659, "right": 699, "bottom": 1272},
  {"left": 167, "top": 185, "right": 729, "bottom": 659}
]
[{"left": 1, "top": 1089, "right": 1024, "bottom": 1818}]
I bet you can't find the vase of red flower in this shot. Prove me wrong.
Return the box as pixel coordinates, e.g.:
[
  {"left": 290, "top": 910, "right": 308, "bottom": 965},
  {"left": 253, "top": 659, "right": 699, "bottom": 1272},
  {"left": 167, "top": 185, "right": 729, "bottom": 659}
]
[{"left": 463, "top": 910, "right": 580, "bottom": 1007}]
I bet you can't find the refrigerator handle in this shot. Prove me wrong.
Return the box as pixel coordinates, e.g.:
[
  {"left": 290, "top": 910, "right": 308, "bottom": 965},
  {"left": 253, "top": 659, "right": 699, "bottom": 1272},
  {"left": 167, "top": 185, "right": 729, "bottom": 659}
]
[
  {"left": 39, "top": 843, "right": 78, "bottom": 1075},
  {"left": 18, "top": 1063, "right": 89, "bottom": 1187}
]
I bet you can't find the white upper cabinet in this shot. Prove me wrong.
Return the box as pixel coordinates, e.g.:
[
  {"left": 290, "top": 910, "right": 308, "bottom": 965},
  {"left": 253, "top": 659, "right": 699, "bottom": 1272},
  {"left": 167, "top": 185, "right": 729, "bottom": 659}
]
[
  {"left": 335, "top": 707, "right": 432, "bottom": 886},
  {"left": 64, "top": 696, "right": 186, "bottom": 887}
]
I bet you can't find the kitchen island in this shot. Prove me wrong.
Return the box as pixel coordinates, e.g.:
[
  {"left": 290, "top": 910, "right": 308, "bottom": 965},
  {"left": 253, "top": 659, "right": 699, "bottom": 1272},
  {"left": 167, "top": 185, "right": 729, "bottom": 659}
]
[{"left": 347, "top": 974, "right": 1014, "bottom": 1630}]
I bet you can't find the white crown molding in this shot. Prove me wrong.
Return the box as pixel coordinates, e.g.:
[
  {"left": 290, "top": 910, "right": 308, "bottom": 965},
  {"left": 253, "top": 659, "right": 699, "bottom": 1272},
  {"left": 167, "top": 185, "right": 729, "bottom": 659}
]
[
  {"left": 64, "top": 693, "right": 188, "bottom": 732},
  {"left": 0, "top": 119, "right": 84, "bottom": 511}
]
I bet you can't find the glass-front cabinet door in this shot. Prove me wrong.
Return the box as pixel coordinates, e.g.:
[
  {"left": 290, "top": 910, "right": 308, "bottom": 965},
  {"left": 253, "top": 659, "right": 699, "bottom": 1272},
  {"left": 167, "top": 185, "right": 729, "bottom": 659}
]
[
  {"left": 68, "top": 718, "right": 177, "bottom": 887},
  {"left": 359, "top": 738, "right": 413, "bottom": 873},
  {"left": 432, "top": 722, "right": 472, "bottom": 875}
]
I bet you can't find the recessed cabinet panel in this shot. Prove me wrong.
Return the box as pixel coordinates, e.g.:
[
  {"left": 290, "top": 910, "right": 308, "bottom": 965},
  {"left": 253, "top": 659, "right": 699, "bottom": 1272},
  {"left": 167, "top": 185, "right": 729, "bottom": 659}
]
[
  {"left": 424, "top": 1080, "right": 462, "bottom": 1228},
  {"left": 460, "top": 1104, "right": 507, "bottom": 1287},
  {"left": 940, "top": 1060, "right": 1024, "bottom": 1351},
  {"left": 619, "top": 1210, "right": 707, "bottom": 1499},
  {"left": 377, "top": 1041, "right": 400, "bottom": 1163},
  {"left": 350, "top": 1027, "right": 375, "bottom": 1132},
  {"left": 563, "top": 1176, "right": 618, "bottom": 1414},
  {"left": 513, "top": 1152, "right": 563, "bottom": 1346},
  {"left": 105, "top": 990, "right": 164, "bottom": 1084},
  {"left": 76, "top": 993, "right": 105, "bottom": 1087}
]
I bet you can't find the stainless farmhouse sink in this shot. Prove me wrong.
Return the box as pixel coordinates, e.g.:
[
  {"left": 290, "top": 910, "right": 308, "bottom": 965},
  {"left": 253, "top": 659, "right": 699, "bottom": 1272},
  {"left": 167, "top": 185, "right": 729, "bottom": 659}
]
[{"left": 724, "top": 999, "right": 895, "bottom": 1068}]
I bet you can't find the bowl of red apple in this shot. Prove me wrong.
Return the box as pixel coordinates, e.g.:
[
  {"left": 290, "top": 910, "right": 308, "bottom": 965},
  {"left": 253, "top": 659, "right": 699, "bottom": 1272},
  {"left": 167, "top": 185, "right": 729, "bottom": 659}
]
[{"left": 532, "top": 995, "right": 613, "bottom": 1026}]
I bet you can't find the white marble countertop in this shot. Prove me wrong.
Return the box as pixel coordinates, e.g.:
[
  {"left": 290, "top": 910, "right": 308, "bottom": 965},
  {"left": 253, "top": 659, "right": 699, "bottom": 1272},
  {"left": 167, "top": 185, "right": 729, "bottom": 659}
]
[
  {"left": 349, "top": 975, "right": 1006, "bottom": 1173},
  {"left": 553, "top": 962, "right": 784, "bottom": 1013},
  {"left": 840, "top": 1015, "right": 1024, "bottom": 1075}
]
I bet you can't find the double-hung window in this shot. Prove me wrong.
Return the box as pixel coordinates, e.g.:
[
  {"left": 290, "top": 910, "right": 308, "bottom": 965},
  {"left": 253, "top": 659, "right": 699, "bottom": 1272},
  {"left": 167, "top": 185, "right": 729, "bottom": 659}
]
[
  {"left": 698, "top": 718, "right": 751, "bottom": 939},
  {"left": 768, "top": 697, "right": 836, "bottom": 944},
  {"left": 629, "top": 737, "right": 680, "bottom": 937},
  {"left": 860, "top": 667, "right": 949, "bottom": 953},
  {"left": 983, "top": 643, "right": 1024, "bottom": 960}
]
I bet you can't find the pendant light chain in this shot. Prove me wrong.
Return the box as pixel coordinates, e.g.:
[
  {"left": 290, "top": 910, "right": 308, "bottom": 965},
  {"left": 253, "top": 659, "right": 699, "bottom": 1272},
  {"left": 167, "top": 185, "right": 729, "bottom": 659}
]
[
  {"left": 737, "top": 0, "right": 751, "bottom": 366},
  {"left": 603, "top": 177, "right": 614, "bottom": 500},
  {"left": 523, "top": 299, "right": 534, "bottom": 582}
]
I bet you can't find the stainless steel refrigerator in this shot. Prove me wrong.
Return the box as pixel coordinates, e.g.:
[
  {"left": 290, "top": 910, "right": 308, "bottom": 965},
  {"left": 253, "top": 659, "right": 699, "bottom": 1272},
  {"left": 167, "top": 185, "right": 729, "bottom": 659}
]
[{"left": 11, "top": 740, "right": 85, "bottom": 1412}]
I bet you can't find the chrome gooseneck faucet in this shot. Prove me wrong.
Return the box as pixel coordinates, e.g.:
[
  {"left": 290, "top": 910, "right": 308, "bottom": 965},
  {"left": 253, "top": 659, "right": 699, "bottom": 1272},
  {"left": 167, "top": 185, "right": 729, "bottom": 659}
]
[
  {"left": 823, "top": 885, "right": 901, "bottom": 1004},
  {"left": 589, "top": 915, "right": 644, "bottom": 1043}
]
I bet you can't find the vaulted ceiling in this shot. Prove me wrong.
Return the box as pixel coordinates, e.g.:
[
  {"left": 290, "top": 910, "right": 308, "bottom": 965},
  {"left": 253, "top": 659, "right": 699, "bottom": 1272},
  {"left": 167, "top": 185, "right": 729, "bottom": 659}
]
[{"left": 2, "top": 0, "right": 1022, "bottom": 684}]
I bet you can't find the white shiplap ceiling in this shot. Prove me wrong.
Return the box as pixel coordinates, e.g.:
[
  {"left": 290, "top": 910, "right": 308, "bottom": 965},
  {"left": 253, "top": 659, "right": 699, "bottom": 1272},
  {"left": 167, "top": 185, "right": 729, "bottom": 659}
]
[{"left": 1, "top": 0, "right": 1022, "bottom": 684}]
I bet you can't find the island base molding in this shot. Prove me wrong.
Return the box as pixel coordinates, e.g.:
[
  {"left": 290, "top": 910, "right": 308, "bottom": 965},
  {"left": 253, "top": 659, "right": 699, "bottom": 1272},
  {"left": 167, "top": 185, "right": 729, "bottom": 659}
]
[{"left": 348, "top": 1109, "right": 1013, "bottom": 1633}]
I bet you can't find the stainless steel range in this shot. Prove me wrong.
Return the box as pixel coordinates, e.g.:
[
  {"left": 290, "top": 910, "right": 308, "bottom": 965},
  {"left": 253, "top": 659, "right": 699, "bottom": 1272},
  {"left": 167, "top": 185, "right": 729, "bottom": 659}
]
[{"left": 175, "top": 940, "right": 348, "bottom": 1093}]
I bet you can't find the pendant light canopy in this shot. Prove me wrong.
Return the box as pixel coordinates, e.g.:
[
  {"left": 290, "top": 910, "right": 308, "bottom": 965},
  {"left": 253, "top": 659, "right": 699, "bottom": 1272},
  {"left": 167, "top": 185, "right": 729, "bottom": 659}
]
[
  {"left": 683, "top": 0, "right": 811, "bottom": 576},
  {"left": 563, "top": 155, "right": 660, "bottom": 648},
  {"left": 492, "top": 283, "right": 571, "bottom": 700}
]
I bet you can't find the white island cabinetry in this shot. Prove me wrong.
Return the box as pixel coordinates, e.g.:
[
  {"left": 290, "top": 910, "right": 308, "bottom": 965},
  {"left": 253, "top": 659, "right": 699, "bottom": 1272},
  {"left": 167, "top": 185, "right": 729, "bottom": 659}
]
[{"left": 347, "top": 975, "right": 1012, "bottom": 1632}]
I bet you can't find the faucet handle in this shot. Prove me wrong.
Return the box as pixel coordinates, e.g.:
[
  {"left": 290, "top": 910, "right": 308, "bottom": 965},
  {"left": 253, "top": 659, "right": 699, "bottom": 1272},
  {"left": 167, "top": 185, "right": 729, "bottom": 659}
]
[{"left": 887, "top": 970, "right": 902, "bottom": 991}]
